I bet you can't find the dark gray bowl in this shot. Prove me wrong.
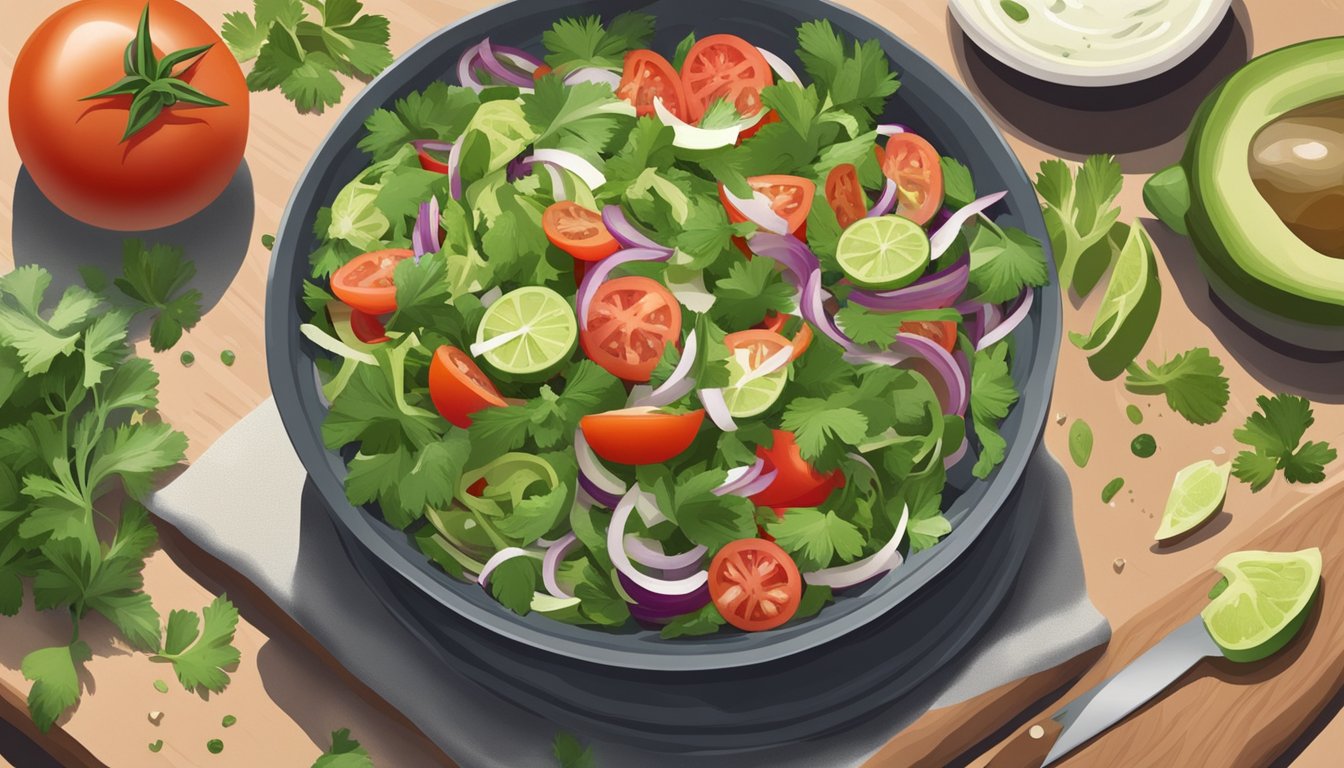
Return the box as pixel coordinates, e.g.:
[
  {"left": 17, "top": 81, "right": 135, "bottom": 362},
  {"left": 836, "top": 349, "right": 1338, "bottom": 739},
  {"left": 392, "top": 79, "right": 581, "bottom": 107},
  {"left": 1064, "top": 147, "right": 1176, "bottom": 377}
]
[{"left": 267, "top": 0, "right": 1059, "bottom": 673}]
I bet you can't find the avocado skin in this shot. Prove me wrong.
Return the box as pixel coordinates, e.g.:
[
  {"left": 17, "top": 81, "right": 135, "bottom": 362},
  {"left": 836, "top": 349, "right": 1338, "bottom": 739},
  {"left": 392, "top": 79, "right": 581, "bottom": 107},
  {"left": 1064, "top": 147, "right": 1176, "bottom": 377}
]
[{"left": 1178, "top": 38, "right": 1344, "bottom": 335}]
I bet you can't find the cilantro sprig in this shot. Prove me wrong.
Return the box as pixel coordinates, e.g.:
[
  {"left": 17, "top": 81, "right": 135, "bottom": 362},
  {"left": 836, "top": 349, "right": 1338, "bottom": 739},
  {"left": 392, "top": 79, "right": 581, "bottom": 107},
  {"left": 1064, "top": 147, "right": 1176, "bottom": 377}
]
[
  {"left": 1124, "top": 348, "right": 1229, "bottom": 425},
  {"left": 1231, "top": 394, "right": 1337, "bottom": 492},
  {"left": 223, "top": 0, "right": 393, "bottom": 113},
  {"left": 1036, "top": 155, "right": 1124, "bottom": 296},
  {"left": 313, "top": 728, "right": 374, "bottom": 768}
]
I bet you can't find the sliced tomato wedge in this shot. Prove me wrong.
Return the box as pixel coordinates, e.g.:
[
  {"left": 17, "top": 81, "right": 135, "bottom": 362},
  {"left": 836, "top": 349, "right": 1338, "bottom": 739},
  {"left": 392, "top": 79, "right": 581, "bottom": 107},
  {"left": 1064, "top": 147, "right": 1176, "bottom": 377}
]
[
  {"left": 720, "top": 175, "right": 815, "bottom": 235},
  {"left": 680, "top": 34, "right": 773, "bottom": 122},
  {"left": 580, "top": 276, "right": 683, "bottom": 382},
  {"left": 756, "top": 313, "right": 813, "bottom": 361},
  {"left": 618, "top": 49, "right": 689, "bottom": 121},
  {"left": 749, "top": 430, "right": 845, "bottom": 511},
  {"left": 900, "top": 319, "right": 958, "bottom": 353},
  {"left": 533, "top": 64, "right": 552, "bottom": 80},
  {"left": 331, "top": 249, "right": 414, "bottom": 315},
  {"left": 543, "top": 202, "right": 620, "bottom": 262},
  {"left": 709, "top": 538, "right": 802, "bottom": 631},
  {"left": 881, "top": 132, "right": 945, "bottom": 226},
  {"left": 579, "top": 408, "right": 705, "bottom": 465},
  {"left": 349, "top": 309, "right": 390, "bottom": 344},
  {"left": 737, "top": 108, "right": 779, "bottom": 142},
  {"left": 428, "top": 346, "right": 507, "bottom": 428},
  {"left": 415, "top": 145, "right": 451, "bottom": 174},
  {"left": 825, "top": 163, "right": 867, "bottom": 229}
]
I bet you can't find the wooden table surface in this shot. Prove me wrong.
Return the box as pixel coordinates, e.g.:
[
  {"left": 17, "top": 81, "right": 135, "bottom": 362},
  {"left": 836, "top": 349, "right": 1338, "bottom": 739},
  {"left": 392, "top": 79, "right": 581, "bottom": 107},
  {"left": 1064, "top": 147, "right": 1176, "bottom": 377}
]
[{"left": 3, "top": 1, "right": 1344, "bottom": 765}]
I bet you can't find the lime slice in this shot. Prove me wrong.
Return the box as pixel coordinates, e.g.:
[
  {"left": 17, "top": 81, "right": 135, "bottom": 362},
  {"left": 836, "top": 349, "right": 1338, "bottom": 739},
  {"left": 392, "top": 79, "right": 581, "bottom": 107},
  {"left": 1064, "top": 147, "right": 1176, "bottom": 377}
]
[
  {"left": 473, "top": 287, "right": 576, "bottom": 378},
  {"left": 1068, "top": 224, "right": 1161, "bottom": 381},
  {"left": 722, "top": 348, "right": 788, "bottom": 417},
  {"left": 1201, "top": 548, "right": 1322, "bottom": 662},
  {"left": 1155, "top": 460, "right": 1230, "bottom": 541},
  {"left": 835, "top": 215, "right": 931, "bottom": 290}
]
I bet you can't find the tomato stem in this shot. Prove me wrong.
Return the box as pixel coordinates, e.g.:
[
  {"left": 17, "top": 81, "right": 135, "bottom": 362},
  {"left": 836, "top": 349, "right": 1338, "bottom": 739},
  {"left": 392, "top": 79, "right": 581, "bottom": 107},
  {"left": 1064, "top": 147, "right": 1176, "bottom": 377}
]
[{"left": 80, "top": 4, "right": 226, "bottom": 142}]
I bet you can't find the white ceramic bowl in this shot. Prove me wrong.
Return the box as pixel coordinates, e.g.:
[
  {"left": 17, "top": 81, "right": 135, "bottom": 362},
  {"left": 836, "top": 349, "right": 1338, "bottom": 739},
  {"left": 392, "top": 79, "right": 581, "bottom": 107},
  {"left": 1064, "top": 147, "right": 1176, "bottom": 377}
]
[{"left": 949, "top": 0, "right": 1234, "bottom": 87}]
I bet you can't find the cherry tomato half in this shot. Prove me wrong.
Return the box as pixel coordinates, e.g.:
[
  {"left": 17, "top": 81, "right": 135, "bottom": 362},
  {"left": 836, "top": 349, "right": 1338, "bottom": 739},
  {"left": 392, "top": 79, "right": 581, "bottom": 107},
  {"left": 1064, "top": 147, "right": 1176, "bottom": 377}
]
[
  {"left": 900, "top": 319, "right": 958, "bottom": 353},
  {"left": 349, "top": 309, "right": 391, "bottom": 344},
  {"left": 881, "top": 132, "right": 945, "bottom": 226},
  {"left": 709, "top": 538, "right": 802, "bottom": 631},
  {"left": 825, "top": 163, "right": 867, "bottom": 229},
  {"left": 580, "top": 276, "right": 683, "bottom": 382},
  {"left": 428, "top": 346, "right": 507, "bottom": 428},
  {"left": 618, "top": 50, "right": 689, "bottom": 121},
  {"left": 543, "top": 202, "right": 620, "bottom": 262},
  {"left": 720, "top": 175, "right": 815, "bottom": 235},
  {"left": 680, "top": 34, "right": 773, "bottom": 122},
  {"left": 757, "top": 313, "right": 813, "bottom": 361},
  {"left": 725, "top": 327, "right": 809, "bottom": 369},
  {"left": 330, "top": 249, "right": 414, "bottom": 315},
  {"left": 579, "top": 408, "right": 706, "bottom": 465},
  {"left": 749, "top": 430, "right": 845, "bottom": 510}
]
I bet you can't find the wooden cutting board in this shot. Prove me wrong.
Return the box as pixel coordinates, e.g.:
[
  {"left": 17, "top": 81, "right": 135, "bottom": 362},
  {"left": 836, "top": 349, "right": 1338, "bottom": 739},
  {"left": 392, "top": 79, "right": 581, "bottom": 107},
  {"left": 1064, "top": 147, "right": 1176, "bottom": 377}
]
[{"left": 867, "top": 480, "right": 1344, "bottom": 767}]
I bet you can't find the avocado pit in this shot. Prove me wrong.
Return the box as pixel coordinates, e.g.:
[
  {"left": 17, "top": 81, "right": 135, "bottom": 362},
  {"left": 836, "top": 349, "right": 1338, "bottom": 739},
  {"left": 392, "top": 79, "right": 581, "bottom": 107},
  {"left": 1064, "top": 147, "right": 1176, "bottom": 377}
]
[{"left": 1250, "top": 96, "right": 1344, "bottom": 259}]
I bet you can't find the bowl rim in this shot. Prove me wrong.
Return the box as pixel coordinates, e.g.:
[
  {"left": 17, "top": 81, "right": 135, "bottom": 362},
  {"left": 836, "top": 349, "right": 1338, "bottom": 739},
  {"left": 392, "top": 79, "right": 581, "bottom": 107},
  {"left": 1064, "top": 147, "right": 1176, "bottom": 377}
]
[
  {"left": 947, "top": 0, "right": 1234, "bottom": 88},
  {"left": 265, "top": 0, "right": 1061, "bottom": 672}
]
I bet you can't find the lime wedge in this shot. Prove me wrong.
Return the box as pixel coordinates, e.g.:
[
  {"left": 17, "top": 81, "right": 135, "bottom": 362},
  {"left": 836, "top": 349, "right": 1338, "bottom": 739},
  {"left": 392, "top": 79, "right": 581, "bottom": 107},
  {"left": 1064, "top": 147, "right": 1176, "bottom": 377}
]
[
  {"left": 473, "top": 287, "right": 576, "bottom": 379},
  {"left": 1156, "top": 460, "right": 1230, "bottom": 541},
  {"left": 1068, "top": 224, "right": 1161, "bottom": 381},
  {"left": 1201, "top": 548, "right": 1322, "bottom": 662},
  {"left": 722, "top": 348, "right": 788, "bottom": 417},
  {"left": 835, "top": 215, "right": 930, "bottom": 290}
]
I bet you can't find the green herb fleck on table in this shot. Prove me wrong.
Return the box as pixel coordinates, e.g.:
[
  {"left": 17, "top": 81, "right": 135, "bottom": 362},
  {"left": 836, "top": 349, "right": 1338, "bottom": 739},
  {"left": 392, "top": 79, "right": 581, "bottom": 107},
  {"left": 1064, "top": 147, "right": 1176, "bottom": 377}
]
[
  {"left": 223, "top": 0, "right": 394, "bottom": 114},
  {"left": 222, "top": 714, "right": 237, "bottom": 728},
  {"left": 1125, "top": 347, "right": 1229, "bottom": 425},
  {"left": 1232, "top": 393, "right": 1337, "bottom": 492},
  {"left": 553, "top": 731, "right": 597, "bottom": 768},
  {"left": 207, "top": 738, "right": 224, "bottom": 755},
  {"left": 1035, "top": 155, "right": 1124, "bottom": 296},
  {"left": 181, "top": 351, "right": 195, "bottom": 367},
  {"left": 261, "top": 234, "right": 275, "bottom": 249},
  {"left": 1000, "top": 0, "right": 1031, "bottom": 23},
  {"left": 1101, "top": 477, "right": 1125, "bottom": 503},
  {"left": 153, "top": 679, "right": 169, "bottom": 694},
  {"left": 313, "top": 728, "right": 373, "bottom": 768},
  {"left": 149, "top": 740, "right": 164, "bottom": 753},
  {"left": 1131, "top": 433, "right": 1157, "bottom": 458},
  {"left": 1126, "top": 404, "right": 1144, "bottom": 425},
  {"left": 1068, "top": 419, "right": 1093, "bottom": 468},
  {"left": 220, "top": 349, "right": 237, "bottom": 366}
]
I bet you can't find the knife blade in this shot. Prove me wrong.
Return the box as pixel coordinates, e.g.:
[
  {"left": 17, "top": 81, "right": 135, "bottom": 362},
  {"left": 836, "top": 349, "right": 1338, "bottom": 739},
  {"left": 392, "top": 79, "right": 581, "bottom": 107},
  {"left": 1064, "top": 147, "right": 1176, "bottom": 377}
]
[{"left": 1038, "top": 615, "right": 1221, "bottom": 766}]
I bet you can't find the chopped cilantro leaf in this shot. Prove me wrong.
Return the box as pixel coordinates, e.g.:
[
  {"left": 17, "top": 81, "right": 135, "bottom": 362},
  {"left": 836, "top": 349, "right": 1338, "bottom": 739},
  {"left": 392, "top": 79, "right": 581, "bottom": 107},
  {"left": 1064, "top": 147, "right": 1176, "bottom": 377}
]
[
  {"left": 967, "top": 223, "right": 1049, "bottom": 305},
  {"left": 542, "top": 12, "right": 655, "bottom": 72},
  {"left": 709, "top": 258, "right": 796, "bottom": 329},
  {"left": 151, "top": 595, "right": 241, "bottom": 694},
  {"left": 114, "top": 240, "right": 203, "bottom": 352},
  {"left": 313, "top": 728, "right": 374, "bottom": 768},
  {"left": 969, "top": 341, "right": 1018, "bottom": 479},
  {"left": 1036, "top": 155, "right": 1123, "bottom": 295},
  {"left": 1124, "top": 348, "right": 1229, "bottom": 425},
  {"left": 1232, "top": 394, "right": 1337, "bottom": 492}
]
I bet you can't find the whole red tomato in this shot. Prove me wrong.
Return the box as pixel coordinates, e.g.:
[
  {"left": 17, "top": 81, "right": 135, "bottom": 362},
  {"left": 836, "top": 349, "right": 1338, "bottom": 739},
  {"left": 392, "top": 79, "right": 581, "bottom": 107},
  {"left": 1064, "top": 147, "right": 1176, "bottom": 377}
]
[{"left": 9, "top": 0, "right": 249, "bottom": 231}]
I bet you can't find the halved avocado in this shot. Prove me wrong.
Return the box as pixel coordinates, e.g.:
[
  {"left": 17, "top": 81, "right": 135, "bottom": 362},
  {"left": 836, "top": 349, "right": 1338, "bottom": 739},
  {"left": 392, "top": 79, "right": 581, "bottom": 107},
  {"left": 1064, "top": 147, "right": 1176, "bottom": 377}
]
[{"left": 1146, "top": 38, "right": 1344, "bottom": 350}]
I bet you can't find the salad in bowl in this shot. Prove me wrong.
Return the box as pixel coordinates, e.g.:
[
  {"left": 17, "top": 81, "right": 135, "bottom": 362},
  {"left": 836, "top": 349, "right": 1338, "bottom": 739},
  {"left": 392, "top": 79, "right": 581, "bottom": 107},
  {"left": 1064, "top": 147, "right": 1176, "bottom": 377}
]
[{"left": 298, "top": 12, "right": 1048, "bottom": 638}]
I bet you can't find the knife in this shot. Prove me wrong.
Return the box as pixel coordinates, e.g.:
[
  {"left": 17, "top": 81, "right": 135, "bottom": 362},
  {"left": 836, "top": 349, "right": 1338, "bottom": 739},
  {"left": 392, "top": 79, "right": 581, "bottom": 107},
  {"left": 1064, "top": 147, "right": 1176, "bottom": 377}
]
[{"left": 987, "top": 615, "right": 1222, "bottom": 767}]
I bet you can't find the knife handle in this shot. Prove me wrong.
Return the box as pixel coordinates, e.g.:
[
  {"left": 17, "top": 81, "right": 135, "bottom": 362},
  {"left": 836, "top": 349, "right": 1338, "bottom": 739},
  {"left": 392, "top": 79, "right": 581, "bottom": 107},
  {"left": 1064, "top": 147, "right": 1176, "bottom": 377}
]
[{"left": 985, "top": 715, "right": 1064, "bottom": 767}]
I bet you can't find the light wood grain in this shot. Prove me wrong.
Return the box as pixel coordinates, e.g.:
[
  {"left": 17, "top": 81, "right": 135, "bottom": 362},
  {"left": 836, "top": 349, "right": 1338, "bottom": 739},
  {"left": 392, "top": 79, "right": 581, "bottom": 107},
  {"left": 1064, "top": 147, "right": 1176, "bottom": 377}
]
[{"left": 3, "top": 1, "right": 1344, "bottom": 766}]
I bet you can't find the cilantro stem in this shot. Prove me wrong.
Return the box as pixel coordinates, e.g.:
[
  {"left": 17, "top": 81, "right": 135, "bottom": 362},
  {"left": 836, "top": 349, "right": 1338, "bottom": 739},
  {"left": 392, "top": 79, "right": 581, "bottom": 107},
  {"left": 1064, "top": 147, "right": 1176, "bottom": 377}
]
[{"left": 468, "top": 507, "right": 511, "bottom": 551}]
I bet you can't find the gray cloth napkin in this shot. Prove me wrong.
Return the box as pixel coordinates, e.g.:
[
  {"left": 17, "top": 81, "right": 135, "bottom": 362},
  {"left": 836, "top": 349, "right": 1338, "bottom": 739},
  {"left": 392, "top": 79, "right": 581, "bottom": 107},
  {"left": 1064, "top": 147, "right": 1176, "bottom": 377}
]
[{"left": 149, "top": 398, "right": 1110, "bottom": 768}]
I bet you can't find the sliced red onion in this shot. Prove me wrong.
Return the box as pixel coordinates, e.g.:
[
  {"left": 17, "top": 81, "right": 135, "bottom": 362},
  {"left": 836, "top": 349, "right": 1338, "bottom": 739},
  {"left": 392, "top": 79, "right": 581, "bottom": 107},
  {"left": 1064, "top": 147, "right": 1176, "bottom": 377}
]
[
  {"left": 620, "top": 572, "right": 711, "bottom": 624},
  {"left": 735, "top": 344, "right": 792, "bottom": 388},
  {"left": 476, "top": 39, "right": 536, "bottom": 87},
  {"left": 527, "top": 148, "right": 606, "bottom": 192},
  {"left": 577, "top": 474, "right": 620, "bottom": 509},
  {"left": 633, "top": 330, "right": 698, "bottom": 408},
  {"left": 600, "top": 205, "right": 669, "bottom": 252},
  {"left": 908, "top": 332, "right": 969, "bottom": 416},
  {"left": 653, "top": 97, "right": 764, "bottom": 150},
  {"left": 944, "top": 435, "right": 969, "bottom": 469},
  {"left": 576, "top": 246, "right": 672, "bottom": 329},
  {"left": 713, "top": 460, "right": 764, "bottom": 496},
  {"left": 492, "top": 44, "right": 543, "bottom": 73},
  {"left": 867, "top": 179, "right": 898, "bottom": 217},
  {"left": 564, "top": 66, "right": 622, "bottom": 88},
  {"left": 757, "top": 46, "right": 801, "bottom": 84},
  {"left": 847, "top": 255, "right": 970, "bottom": 311},
  {"left": 447, "top": 140, "right": 464, "bottom": 199},
  {"left": 411, "top": 195, "right": 441, "bottom": 260},
  {"left": 976, "top": 288, "right": 1034, "bottom": 350},
  {"left": 804, "top": 504, "right": 909, "bottom": 589},
  {"left": 635, "top": 487, "right": 667, "bottom": 527},
  {"left": 748, "top": 232, "right": 821, "bottom": 285},
  {"left": 722, "top": 184, "right": 788, "bottom": 234},
  {"left": 411, "top": 139, "right": 454, "bottom": 174},
  {"left": 457, "top": 41, "right": 487, "bottom": 92},
  {"left": 623, "top": 535, "right": 707, "bottom": 571},
  {"left": 542, "top": 533, "right": 580, "bottom": 598},
  {"left": 731, "top": 468, "right": 777, "bottom": 499},
  {"left": 929, "top": 191, "right": 1007, "bottom": 261},
  {"left": 984, "top": 303, "right": 1004, "bottom": 334},
  {"left": 477, "top": 547, "right": 534, "bottom": 586},
  {"left": 698, "top": 388, "right": 738, "bottom": 432},
  {"left": 575, "top": 430, "right": 627, "bottom": 499},
  {"left": 609, "top": 488, "right": 708, "bottom": 596},
  {"left": 800, "top": 269, "right": 854, "bottom": 350},
  {"left": 876, "top": 124, "right": 909, "bottom": 137}
]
